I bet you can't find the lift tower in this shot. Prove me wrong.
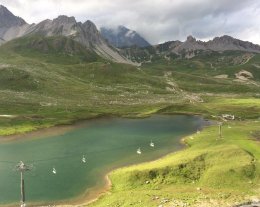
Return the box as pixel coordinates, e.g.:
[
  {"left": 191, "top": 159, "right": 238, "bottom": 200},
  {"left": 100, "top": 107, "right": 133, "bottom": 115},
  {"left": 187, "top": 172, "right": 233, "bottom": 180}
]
[{"left": 15, "top": 161, "right": 32, "bottom": 207}]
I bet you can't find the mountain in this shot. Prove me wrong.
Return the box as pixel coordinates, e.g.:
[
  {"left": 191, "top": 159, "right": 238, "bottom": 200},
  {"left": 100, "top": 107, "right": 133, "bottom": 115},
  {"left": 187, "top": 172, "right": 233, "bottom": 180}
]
[
  {"left": 0, "top": 6, "right": 134, "bottom": 64},
  {"left": 100, "top": 26, "right": 150, "bottom": 48},
  {"left": 23, "top": 15, "right": 132, "bottom": 63},
  {"left": 119, "top": 35, "right": 260, "bottom": 63},
  {"left": 149, "top": 35, "right": 260, "bottom": 57},
  {"left": 1, "top": 5, "right": 260, "bottom": 65},
  {"left": 168, "top": 35, "right": 260, "bottom": 54},
  {"left": 24, "top": 16, "right": 102, "bottom": 48},
  {"left": 0, "top": 5, "right": 28, "bottom": 42},
  {"left": 0, "top": 5, "right": 26, "bottom": 27},
  {"left": 3, "top": 35, "right": 101, "bottom": 64}
]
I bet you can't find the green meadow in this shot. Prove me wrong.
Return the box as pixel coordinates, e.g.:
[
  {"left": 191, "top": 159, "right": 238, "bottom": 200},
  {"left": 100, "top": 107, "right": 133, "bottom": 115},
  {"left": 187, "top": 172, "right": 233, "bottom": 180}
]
[
  {"left": 89, "top": 120, "right": 260, "bottom": 207},
  {"left": 0, "top": 36, "right": 259, "bottom": 206}
]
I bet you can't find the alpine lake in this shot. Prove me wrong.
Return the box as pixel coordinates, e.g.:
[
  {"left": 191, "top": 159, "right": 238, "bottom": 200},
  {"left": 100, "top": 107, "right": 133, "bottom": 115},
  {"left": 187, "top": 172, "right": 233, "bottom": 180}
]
[{"left": 0, "top": 115, "right": 209, "bottom": 206}]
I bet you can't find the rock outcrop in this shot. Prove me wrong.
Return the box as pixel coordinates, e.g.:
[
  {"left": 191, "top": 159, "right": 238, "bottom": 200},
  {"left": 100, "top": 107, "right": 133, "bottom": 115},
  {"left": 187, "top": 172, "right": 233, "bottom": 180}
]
[
  {"left": 0, "top": 5, "right": 28, "bottom": 41},
  {"left": 100, "top": 25, "right": 150, "bottom": 48}
]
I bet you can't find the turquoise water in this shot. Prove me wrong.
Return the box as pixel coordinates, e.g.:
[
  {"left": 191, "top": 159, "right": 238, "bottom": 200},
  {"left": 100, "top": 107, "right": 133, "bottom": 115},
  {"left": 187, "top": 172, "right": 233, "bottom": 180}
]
[{"left": 0, "top": 115, "right": 206, "bottom": 205}]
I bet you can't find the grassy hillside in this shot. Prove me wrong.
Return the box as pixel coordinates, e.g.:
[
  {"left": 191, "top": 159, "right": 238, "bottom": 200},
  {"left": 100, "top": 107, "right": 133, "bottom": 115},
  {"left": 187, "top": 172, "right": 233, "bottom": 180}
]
[
  {"left": 0, "top": 36, "right": 259, "bottom": 206},
  {"left": 1, "top": 35, "right": 101, "bottom": 64},
  {"left": 88, "top": 120, "right": 260, "bottom": 207},
  {"left": 0, "top": 36, "right": 170, "bottom": 135},
  {"left": 0, "top": 36, "right": 259, "bottom": 135}
]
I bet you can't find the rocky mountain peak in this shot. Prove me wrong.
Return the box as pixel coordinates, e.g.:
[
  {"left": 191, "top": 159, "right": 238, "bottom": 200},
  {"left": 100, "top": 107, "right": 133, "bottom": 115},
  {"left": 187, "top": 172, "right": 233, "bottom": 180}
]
[
  {"left": 0, "top": 5, "right": 26, "bottom": 28},
  {"left": 79, "top": 20, "right": 101, "bottom": 45},
  {"left": 26, "top": 15, "right": 79, "bottom": 37},
  {"left": 186, "top": 35, "right": 196, "bottom": 43},
  {"left": 213, "top": 35, "right": 235, "bottom": 43},
  {"left": 208, "top": 35, "right": 260, "bottom": 52},
  {"left": 53, "top": 15, "right": 77, "bottom": 24},
  {"left": 118, "top": 25, "right": 128, "bottom": 33},
  {"left": 83, "top": 20, "right": 100, "bottom": 39},
  {"left": 100, "top": 25, "right": 150, "bottom": 48},
  {"left": 148, "top": 35, "right": 260, "bottom": 61},
  {"left": 83, "top": 20, "right": 98, "bottom": 31},
  {"left": 0, "top": 5, "right": 8, "bottom": 14}
]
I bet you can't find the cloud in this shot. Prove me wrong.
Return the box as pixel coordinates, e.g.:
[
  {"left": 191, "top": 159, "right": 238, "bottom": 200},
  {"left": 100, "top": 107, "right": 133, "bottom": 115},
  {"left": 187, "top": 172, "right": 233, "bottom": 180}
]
[{"left": 0, "top": 0, "right": 260, "bottom": 45}]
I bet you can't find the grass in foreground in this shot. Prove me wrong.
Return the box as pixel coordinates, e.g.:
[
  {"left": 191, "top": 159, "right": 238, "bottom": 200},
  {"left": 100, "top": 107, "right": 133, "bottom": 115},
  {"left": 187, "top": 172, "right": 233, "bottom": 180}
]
[{"left": 88, "top": 121, "right": 260, "bottom": 207}]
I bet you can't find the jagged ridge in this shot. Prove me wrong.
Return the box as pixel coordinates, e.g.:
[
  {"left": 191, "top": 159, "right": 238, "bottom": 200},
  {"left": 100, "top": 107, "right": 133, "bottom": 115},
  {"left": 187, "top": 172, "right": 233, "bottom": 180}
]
[
  {"left": 119, "top": 35, "right": 260, "bottom": 63},
  {"left": 0, "top": 6, "right": 134, "bottom": 65},
  {"left": 161, "top": 35, "right": 260, "bottom": 54}
]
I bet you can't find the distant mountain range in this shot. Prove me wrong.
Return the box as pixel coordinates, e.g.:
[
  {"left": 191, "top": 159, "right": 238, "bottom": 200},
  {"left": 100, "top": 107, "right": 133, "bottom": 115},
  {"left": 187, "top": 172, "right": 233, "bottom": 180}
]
[
  {"left": 120, "top": 35, "right": 260, "bottom": 63},
  {"left": 1, "top": 4, "right": 260, "bottom": 65},
  {"left": 0, "top": 5, "right": 132, "bottom": 64},
  {"left": 160, "top": 35, "right": 260, "bottom": 54},
  {"left": 100, "top": 26, "right": 150, "bottom": 48}
]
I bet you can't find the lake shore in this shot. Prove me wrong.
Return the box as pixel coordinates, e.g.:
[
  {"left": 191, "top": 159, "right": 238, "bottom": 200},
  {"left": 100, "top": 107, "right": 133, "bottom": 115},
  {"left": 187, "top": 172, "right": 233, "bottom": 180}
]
[
  {"left": 49, "top": 174, "right": 113, "bottom": 207},
  {"left": 54, "top": 116, "right": 213, "bottom": 207},
  {"left": 0, "top": 114, "right": 208, "bottom": 207},
  {"left": 46, "top": 128, "right": 208, "bottom": 207},
  {"left": 0, "top": 110, "right": 205, "bottom": 142},
  {"left": 0, "top": 115, "right": 119, "bottom": 143}
]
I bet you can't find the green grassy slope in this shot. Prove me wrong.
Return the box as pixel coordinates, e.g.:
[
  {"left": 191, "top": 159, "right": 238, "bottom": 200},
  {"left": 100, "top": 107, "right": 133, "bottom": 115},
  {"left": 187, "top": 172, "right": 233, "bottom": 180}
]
[
  {"left": 0, "top": 36, "right": 259, "bottom": 135},
  {"left": 0, "top": 36, "right": 259, "bottom": 206},
  {"left": 1, "top": 35, "right": 101, "bottom": 64},
  {"left": 89, "top": 120, "right": 260, "bottom": 207},
  {"left": 0, "top": 36, "right": 176, "bottom": 135}
]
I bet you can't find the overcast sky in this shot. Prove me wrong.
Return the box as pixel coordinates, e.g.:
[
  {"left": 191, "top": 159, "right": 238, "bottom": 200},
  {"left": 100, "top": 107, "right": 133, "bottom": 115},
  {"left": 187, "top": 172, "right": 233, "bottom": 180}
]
[{"left": 0, "top": 0, "right": 260, "bottom": 45}]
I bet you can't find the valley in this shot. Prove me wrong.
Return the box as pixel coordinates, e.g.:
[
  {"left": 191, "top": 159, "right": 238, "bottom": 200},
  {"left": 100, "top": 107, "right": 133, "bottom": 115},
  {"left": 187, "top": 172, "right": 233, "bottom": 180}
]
[
  {"left": 0, "top": 4, "right": 259, "bottom": 207},
  {"left": 0, "top": 36, "right": 258, "bottom": 207},
  {"left": 0, "top": 115, "right": 205, "bottom": 206},
  {"left": 0, "top": 39, "right": 259, "bottom": 136}
]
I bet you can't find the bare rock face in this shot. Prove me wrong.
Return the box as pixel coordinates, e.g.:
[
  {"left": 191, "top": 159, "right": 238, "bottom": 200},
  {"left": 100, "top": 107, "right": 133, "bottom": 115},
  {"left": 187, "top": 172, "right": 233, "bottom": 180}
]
[
  {"left": 186, "top": 35, "right": 196, "bottom": 43},
  {"left": 0, "top": 5, "right": 27, "bottom": 40},
  {"left": 0, "top": 5, "right": 26, "bottom": 28},
  {"left": 176, "top": 35, "right": 206, "bottom": 52},
  {"left": 76, "top": 20, "right": 103, "bottom": 47},
  {"left": 26, "top": 16, "right": 78, "bottom": 37},
  {"left": 207, "top": 35, "right": 260, "bottom": 52}
]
